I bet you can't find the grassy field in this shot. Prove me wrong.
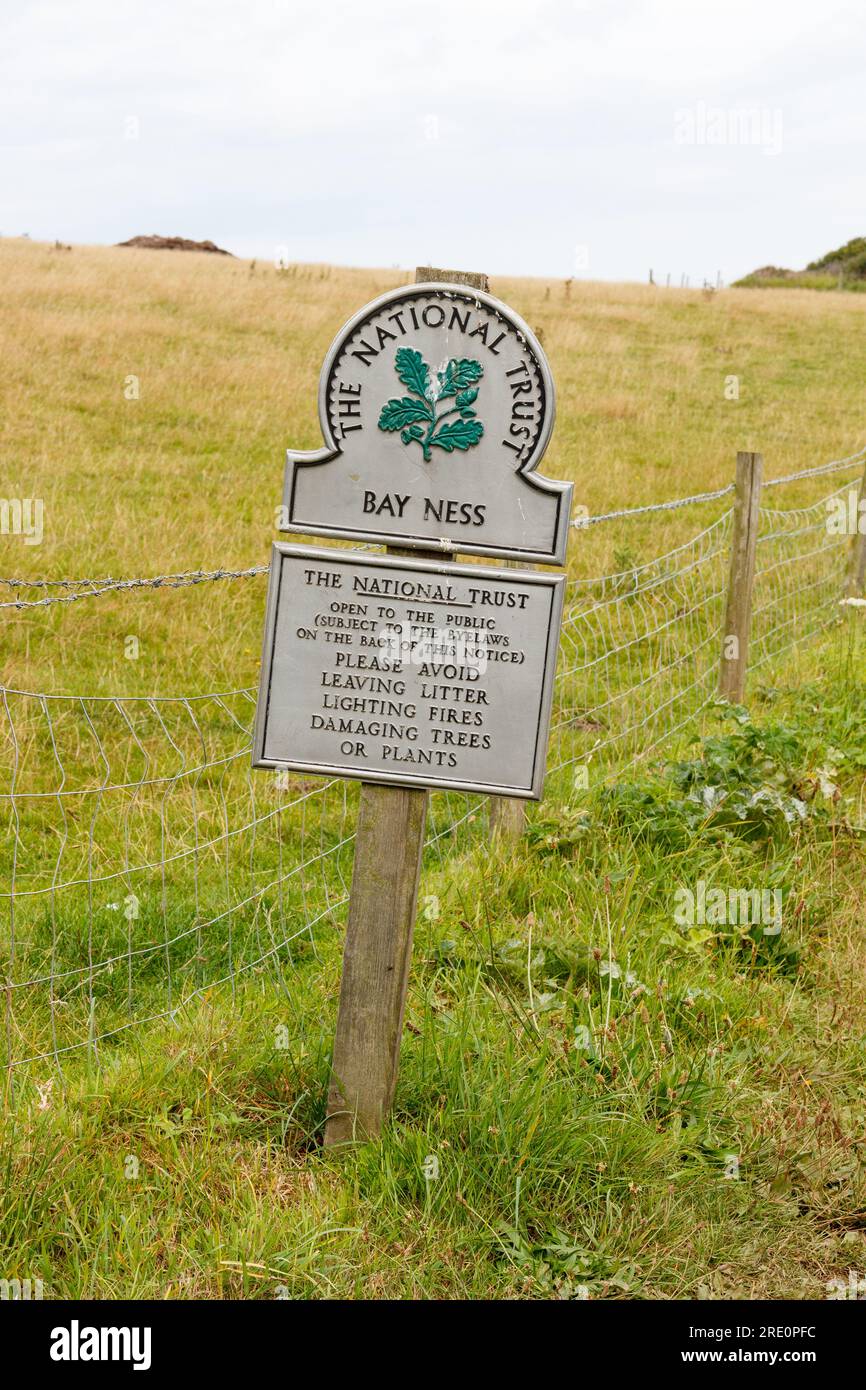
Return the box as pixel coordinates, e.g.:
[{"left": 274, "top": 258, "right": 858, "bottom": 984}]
[
  {"left": 1, "top": 239, "right": 865, "bottom": 1300},
  {"left": 3, "top": 236, "right": 866, "bottom": 695}
]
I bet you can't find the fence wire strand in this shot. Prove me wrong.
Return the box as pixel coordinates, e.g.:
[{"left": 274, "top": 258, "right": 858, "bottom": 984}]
[{"left": 2, "top": 462, "right": 863, "bottom": 1082}]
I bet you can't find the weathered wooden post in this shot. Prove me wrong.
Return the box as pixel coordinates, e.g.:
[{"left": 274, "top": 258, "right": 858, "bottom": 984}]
[
  {"left": 489, "top": 772, "right": 527, "bottom": 838},
  {"left": 719, "top": 451, "right": 763, "bottom": 703},
  {"left": 844, "top": 459, "right": 866, "bottom": 598},
  {"left": 323, "top": 781, "right": 428, "bottom": 1142},
  {"left": 253, "top": 269, "right": 571, "bottom": 1144}
]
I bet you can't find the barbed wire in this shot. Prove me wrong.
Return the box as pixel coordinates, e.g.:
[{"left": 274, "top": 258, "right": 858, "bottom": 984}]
[
  {"left": 762, "top": 449, "right": 866, "bottom": 487},
  {"left": 2, "top": 448, "right": 864, "bottom": 609},
  {"left": 571, "top": 446, "right": 866, "bottom": 530},
  {"left": 0, "top": 565, "right": 268, "bottom": 610},
  {"left": 0, "top": 565, "right": 270, "bottom": 591},
  {"left": 573, "top": 482, "right": 736, "bottom": 529}
]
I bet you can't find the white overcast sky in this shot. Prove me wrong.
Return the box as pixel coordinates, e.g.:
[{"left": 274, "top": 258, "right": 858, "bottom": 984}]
[{"left": 1, "top": 0, "right": 864, "bottom": 282}]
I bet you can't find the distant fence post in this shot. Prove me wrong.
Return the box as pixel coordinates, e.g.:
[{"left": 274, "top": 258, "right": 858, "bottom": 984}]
[
  {"left": 489, "top": 784, "right": 527, "bottom": 839},
  {"left": 719, "top": 451, "right": 763, "bottom": 703},
  {"left": 844, "top": 459, "right": 866, "bottom": 597}
]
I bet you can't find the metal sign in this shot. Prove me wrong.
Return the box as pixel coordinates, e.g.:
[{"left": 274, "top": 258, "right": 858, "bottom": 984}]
[
  {"left": 253, "top": 544, "right": 565, "bottom": 798},
  {"left": 280, "top": 283, "right": 572, "bottom": 564}
]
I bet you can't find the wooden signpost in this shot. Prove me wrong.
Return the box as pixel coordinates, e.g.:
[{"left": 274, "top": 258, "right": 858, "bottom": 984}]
[{"left": 254, "top": 266, "right": 572, "bottom": 1143}]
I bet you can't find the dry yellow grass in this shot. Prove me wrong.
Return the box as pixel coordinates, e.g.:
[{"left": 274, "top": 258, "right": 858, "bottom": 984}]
[{"left": 2, "top": 237, "right": 865, "bottom": 695}]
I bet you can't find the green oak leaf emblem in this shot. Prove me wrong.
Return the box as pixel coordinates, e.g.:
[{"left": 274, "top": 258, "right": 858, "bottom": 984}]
[{"left": 378, "top": 347, "right": 484, "bottom": 461}]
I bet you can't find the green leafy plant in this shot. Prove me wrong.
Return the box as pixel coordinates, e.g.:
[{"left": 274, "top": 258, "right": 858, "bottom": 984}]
[
  {"left": 664, "top": 705, "right": 813, "bottom": 843},
  {"left": 600, "top": 706, "right": 829, "bottom": 849},
  {"left": 378, "top": 347, "right": 484, "bottom": 461},
  {"left": 494, "top": 1223, "right": 638, "bottom": 1298}
]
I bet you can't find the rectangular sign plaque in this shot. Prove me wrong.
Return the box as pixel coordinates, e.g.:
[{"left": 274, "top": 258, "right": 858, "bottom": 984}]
[{"left": 253, "top": 544, "right": 565, "bottom": 798}]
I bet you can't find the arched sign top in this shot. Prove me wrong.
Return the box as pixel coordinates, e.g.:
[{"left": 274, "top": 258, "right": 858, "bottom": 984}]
[{"left": 281, "top": 282, "right": 572, "bottom": 565}]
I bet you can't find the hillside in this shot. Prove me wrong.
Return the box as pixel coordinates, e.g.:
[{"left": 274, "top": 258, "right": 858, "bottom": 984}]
[{"left": 735, "top": 237, "right": 866, "bottom": 292}]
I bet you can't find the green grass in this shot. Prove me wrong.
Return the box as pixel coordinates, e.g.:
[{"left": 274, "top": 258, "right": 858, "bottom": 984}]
[
  {"left": 3, "top": 623, "right": 865, "bottom": 1300},
  {"left": 734, "top": 272, "right": 866, "bottom": 294}
]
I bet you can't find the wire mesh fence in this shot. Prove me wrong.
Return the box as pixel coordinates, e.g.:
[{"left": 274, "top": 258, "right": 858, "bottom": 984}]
[
  {"left": 1, "top": 688, "right": 352, "bottom": 1075},
  {"left": 550, "top": 510, "right": 733, "bottom": 782},
  {"left": 750, "top": 486, "right": 852, "bottom": 673},
  {"left": 2, "top": 462, "right": 863, "bottom": 1085}
]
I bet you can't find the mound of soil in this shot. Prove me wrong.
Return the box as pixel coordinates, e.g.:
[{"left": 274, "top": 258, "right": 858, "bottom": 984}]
[
  {"left": 116, "top": 235, "right": 233, "bottom": 256},
  {"left": 747, "top": 265, "right": 795, "bottom": 280}
]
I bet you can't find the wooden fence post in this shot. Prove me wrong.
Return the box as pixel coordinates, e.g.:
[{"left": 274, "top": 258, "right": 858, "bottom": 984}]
[
  {"left": 324, "top": 264, "right": 488, "bottom": 1146},
  {"left": 844, "top": 459, "right": 866, "bottom": 597},
  {"left": 718, "top": 451, "right": 763, "bottom": 703},
  {"left": 489, "top": 792, "right": 527, "bottom": 840}
]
